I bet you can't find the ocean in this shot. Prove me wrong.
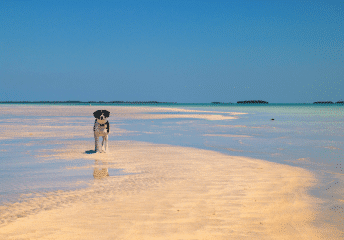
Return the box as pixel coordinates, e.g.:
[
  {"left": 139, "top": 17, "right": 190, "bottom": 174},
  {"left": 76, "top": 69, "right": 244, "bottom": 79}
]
[{"left": 0, "top": 103, "right": 343, "bottom": 228}]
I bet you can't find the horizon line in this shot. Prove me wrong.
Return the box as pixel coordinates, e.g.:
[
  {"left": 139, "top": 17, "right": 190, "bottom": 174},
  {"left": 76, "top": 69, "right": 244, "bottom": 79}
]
[{"left": 1, "top": 101, "right": 343, "bottom": 105}]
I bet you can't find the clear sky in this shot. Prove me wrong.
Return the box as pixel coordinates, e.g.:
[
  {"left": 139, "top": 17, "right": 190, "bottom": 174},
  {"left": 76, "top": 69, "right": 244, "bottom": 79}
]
[{"left": 1, "top": 0, "right": 343, "bottom": 103}]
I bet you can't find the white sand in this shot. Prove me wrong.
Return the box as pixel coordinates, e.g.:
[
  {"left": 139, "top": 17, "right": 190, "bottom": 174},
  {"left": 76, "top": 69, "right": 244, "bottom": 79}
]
[{"left": 1, "top": 140, "right": 339, "bottom": 239}]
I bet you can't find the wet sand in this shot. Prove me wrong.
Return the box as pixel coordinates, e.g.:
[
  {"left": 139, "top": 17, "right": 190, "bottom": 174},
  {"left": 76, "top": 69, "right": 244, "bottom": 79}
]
[{"left": 0, "top": 105, "right": 342, "bottom": 239}]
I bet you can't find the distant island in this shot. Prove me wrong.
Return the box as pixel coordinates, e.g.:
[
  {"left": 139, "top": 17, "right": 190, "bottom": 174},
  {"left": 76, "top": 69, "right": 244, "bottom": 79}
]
[
  {"left": 313, "top": 101, "right": 334, "bottom": 104},
  {"left": 313, "top": 101, "right": 344, "bottom": 104},
  {"left": 237, "top": 100, "right": 269, "bottom": 104}
]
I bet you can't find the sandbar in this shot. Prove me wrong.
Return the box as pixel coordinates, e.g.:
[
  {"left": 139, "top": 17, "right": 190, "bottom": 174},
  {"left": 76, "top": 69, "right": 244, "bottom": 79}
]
[{"left": 0, "top": 140, "right": 338, "bottom": 239}]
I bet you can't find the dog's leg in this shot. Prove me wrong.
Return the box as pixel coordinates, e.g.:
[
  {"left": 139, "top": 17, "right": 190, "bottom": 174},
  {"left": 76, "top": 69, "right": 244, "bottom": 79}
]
[
  {"left": 95, "top": 134, "right": 100, "bottom": 153},
  {"left": 101, "top": 136, "right": 105, "bottom": 152},
  {"left": 104, "top": 135, "right": 109, "bottom": 152}
]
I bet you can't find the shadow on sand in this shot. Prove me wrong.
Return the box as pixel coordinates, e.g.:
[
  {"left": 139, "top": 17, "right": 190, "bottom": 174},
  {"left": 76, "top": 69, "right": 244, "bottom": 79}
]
[{"left": 85, "top": 150, "right": 96, "bottom": 154}]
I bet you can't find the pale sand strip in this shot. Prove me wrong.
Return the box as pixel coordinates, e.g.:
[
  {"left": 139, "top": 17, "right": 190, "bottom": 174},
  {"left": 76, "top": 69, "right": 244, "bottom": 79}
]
[
  {"left": 133, "top": 114, "right": 237, "bottom": 120},
  {"left": 0, "top": 140, "right": 339, "bottom": 239},
  {"left": 0, "top": 124, "right": 135, "bottom": 140},
  {"left": 0, "top": 105, "right": 247, "bottom": 116},
  {"left": 203, "top": 134, "right": 252, "bottom": 138}
]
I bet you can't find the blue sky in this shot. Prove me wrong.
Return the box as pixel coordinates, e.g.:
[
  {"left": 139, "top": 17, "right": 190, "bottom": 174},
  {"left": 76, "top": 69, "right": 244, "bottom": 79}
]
[{"left": 1, "top": 0, "right": 343, "bottom": 103}]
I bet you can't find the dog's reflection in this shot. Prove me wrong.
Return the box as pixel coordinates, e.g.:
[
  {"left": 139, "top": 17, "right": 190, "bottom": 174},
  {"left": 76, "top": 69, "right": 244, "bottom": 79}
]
[{"left": 93, "top": 160, "right": 109, "bottom": 179}]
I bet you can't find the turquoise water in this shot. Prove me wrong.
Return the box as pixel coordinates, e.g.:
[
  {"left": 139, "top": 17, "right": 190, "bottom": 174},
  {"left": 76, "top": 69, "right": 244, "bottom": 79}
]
[
  {"left": 0, "top": 103, "right": 343, "bottom": 228},
  {"left": 122, "top": 104, "right": 344, "bottom": 176}
]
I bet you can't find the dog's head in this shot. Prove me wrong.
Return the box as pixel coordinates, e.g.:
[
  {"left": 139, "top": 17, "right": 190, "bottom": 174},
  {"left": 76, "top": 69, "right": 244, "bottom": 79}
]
[{"left": 93, "top": 110, "right": 110, "bottom": 124}]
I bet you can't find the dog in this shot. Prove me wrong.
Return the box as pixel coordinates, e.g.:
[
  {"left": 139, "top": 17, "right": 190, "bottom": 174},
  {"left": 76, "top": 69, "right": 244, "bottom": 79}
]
[{"left": 93, "top": 110, "right": 110, "bottom": 153}]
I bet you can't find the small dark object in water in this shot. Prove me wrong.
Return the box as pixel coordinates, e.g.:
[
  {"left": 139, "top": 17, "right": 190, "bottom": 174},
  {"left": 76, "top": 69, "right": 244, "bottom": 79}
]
[{"left": 271, "top": 118, "right": 274, "bottom": 120}]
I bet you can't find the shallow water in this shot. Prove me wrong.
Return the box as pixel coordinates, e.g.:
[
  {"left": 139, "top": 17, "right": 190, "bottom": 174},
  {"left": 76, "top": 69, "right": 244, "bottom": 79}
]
[{"left": 0, "top": 139, "right": 128, "bottom": 204}]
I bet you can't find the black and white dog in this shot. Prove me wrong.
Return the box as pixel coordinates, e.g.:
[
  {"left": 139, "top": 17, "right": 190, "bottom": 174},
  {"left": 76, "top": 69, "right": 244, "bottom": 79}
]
[{"left": 93, "top": 110, "right": 110, "bottom": 153}]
